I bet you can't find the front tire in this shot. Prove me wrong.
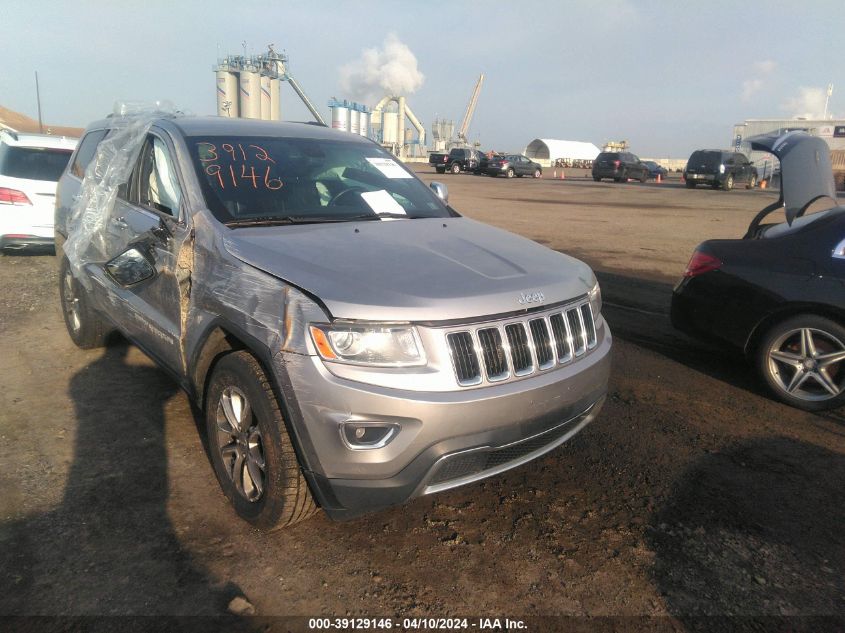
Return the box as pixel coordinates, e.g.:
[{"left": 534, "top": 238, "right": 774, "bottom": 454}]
[
  {"left": 756, "top": 314, "right": 845, "bottom": 411},
  {"left": 59, "top": 256, "right": 110, "bottom": 349},
  {"left": 533, "top": 169, "right": 542, "bottom": 178},
  {"left": 205, "top": 351, "right": 318, "bottom": 529},
  {"left": 747, "top": 174, "right": 757, "bottom": 189}
]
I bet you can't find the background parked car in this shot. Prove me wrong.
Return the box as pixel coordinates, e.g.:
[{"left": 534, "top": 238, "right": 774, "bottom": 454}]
[
  {"left": 0, "top": 129, "right": 76, "bottom": 252},
  {"left": 672, "top": 132, "right": 842, "bottom": 411},
  {"left": 485, "top": 154, "right": 542, "bottom": 178},
  {"left": 642, "top": 160, "right": 668, "bottom": 180},
  {"left": 591, "top": 152, "right": 649, "bottom": 183},
  {"left": 684, "top": 150, "right": 758, "bottom": 191}
]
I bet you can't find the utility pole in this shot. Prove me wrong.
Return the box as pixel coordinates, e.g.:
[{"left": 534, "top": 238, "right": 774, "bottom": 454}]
[{"left": 35, "top": 71, "right": 44, "bottom": 133}]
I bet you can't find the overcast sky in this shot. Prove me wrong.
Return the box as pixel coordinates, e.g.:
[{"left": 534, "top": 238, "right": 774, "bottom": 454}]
[{"left": 2, "top": 0, "right": 842, "bottom": 157}]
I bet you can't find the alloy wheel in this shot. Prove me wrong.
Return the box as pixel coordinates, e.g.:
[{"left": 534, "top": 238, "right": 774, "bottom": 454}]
[
  {"left": 768, "top": 327, "right": 845, "bottom": 401},
  {"left": 63, "top": 270, "right": 81, "bottom": 333},
  {"left": 216, "top": 386, "right": 267, "bottom": 502}
]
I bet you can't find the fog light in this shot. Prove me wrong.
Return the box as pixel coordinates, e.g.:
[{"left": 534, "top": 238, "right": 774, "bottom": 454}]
[{"left": 341, "top": 423, "right": 398, "bottom": 449}]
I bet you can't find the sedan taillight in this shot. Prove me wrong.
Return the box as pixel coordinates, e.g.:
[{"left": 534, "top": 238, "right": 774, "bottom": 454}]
[
  {"left": 0, "top": 187, "right": 32, "bottom": 205},
  {"left": 683, "top": 250, "right": 723, "bottom": 277}
]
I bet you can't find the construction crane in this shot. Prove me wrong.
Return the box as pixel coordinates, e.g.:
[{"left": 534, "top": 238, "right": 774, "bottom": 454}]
[{"left": 456, "top": 73, "right": 484, "bottom": 146}]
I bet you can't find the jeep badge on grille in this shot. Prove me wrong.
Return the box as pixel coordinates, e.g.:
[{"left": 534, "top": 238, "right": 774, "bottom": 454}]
[{"left": 518, "top": 291, "right": 545, "bottom": 305}]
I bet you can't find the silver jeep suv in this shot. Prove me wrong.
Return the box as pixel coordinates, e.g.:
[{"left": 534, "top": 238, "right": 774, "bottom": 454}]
[{"left": 55, "top": 114, "right": 611, "bottom": 528}]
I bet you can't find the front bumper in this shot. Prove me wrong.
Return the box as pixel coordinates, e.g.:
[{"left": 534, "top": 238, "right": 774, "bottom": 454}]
[{"left": 274, "top": 325, "right": 611, "bottom": 519}]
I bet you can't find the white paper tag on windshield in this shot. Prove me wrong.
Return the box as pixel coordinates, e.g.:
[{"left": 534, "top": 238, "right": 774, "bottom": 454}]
[
  {"left": 360, "top": 189, "right": 407, "bottom": 216},
  {"left": 366, "top": 157, "right": 413, "bottom": 179}
]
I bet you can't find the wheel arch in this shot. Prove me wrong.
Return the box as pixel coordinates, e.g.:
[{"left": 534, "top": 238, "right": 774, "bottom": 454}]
[
  {"left": 744, "top": 303, "right": 845, "bottom": 357},
  {"left": 188, "top": 318, "right": 328, "bottom": 503}
]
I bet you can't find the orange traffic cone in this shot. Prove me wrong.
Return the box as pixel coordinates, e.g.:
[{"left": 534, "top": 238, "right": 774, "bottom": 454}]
[
  {"left": 560, "top": 171, "right": 565, "bottom": 180},
  {"left": 760, "top": 179, "right": 767, "bottom": 189},
  {"left": 656, "top": 173, "right": 662, "bottom": 184},
  {"left": 553, "top": 170, "right": 557, "bottom": 179}
]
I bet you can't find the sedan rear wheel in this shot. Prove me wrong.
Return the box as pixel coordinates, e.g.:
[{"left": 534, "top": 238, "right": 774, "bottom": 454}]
[
  {"left": 506, "top": 168, "right": 515, "bottom": 178},
  {"left": 757, "top": 315, "right": 845, "bottom": 411}
]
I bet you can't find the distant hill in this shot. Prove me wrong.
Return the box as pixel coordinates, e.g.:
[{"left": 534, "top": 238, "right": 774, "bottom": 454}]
[{"left": 0, "top": 105, "right": 83, "bottom": 138}]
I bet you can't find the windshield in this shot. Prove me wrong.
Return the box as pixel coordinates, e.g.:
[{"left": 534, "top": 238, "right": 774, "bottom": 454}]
[
  {"left": 188, "top": 136, "right": 450, "bottom": 224},
  {"left": 0, "top": 145, "right": 73, "bottom": 181}
]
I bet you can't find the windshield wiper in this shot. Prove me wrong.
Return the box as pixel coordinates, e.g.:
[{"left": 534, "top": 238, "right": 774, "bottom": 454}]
[
  {"left": 342, "top": 212, "right": 412, "bottom": 221},
  {"left": 224, "top": 215, "right": 363, "bottom": 228}
]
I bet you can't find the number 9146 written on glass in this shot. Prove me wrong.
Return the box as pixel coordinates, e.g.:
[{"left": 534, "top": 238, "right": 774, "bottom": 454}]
[{"left": 197, "top": 142, "right": 282, "bottom": 190}]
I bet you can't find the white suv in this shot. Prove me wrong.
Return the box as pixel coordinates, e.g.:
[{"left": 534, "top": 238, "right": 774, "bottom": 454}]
[{"left": 0, "top": 129, "right": 77, "bottom": 252}]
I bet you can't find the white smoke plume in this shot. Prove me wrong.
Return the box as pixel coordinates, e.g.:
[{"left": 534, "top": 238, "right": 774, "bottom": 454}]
[
  {"left": 741, "top": 60, "right": 776, "bottom": 102},
  {"left": 782, "top": 86, "right": 833, "bottom": 119},
  {"left": 339, "top": 34, "right": 425, "bottom": 104}
]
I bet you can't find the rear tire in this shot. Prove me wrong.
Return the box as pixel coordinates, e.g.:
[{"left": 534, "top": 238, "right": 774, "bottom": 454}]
[
  {"left": 435, "top": 167, "right": 445, "bottom": 174},
  {"left": 593, "top": 176, "right": 601, "bottom": 182},
  {"left": 722, "top": 174, "right": 734, "bottom": 191},
  {"left": 205, "top": 351, "right": 318, "bottom": 529},
  {"left": 639, "top": 171, "right": 648, "bottom": 183},
  {"left": 685, "top": 180, "right": 696, "bottom": 188},
  {"left": 756, "top": 314, "right": 845, "bottom": 412},
  {"left": 59, "top": 256, "right": 110, "bottom": 349},
  {"left": 506, "top": 168, "right": 515, "bottom": 179},
  {"left": 450, "top": 162, "right": 461, "bottom": 174}
]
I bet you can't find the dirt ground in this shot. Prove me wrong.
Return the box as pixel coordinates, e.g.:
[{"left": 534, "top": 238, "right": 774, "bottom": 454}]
[{"left": 0, "top": 168, "right": 843, "bottom": 630}]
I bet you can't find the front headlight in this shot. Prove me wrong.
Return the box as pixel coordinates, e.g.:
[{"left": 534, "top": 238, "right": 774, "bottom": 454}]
[
  {"left": 309, "top": 323, "right": 426, "bottom": 367},
  {"left": 589, "top": 282, "right": 602, "bottom": 316}
]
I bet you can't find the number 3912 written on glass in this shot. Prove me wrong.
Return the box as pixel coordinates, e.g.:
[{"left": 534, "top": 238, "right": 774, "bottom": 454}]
[{"left": 198, "top": 142, "right": 282, "bottom": 190}]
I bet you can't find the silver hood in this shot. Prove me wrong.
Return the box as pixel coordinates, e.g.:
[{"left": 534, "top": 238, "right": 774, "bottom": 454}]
[{"left": 222, "top": 217, "right": 595, "bottom": 322}]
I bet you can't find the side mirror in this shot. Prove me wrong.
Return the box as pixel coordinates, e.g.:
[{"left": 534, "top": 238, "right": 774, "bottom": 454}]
[
  {"left": 430, "top": 181, "right": 449, "bottom": 203},
  {"left": 105, "top": 247, "right": 155, "bottom": 286}
]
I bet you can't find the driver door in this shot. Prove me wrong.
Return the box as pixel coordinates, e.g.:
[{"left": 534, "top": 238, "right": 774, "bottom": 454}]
[{"left": 103, "top": 133, "right": 192, "bottom": 374}]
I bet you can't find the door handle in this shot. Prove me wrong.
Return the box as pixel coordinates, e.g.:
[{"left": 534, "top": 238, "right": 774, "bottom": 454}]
[{"left": 112, "top": 216, "right": 129, "bottom": 229}]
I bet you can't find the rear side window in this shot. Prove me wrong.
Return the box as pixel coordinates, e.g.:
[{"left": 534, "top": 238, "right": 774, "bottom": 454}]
[
  {"left": 687, "top": 151, "right": 721, "bottom": 168},
  {"left": 70, "top": 130, "right": 108, "bottom": 179},
  {"left": 598, "top": 153, "right": 620, "bottom": 161},
  {"left": 0, "top": 144, "right": 73, "bottom": 182}
]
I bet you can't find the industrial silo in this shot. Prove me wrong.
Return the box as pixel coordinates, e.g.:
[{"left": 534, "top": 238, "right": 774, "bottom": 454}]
[
  {"left": 382, "top": 111, "right": 399, "bottom": 143},
  {"left": 270, "top": 78, "right": 281, "bottom": 120},
  {"left": 359, "top": 111, "right": 369, "bottom": 138},
  {"left": 331, "top": 105, "right": 349, "bottom": 131},
  {"left": 260, "top": 75, "right": 272, "bottom": 120},
  {"left": 239, "top": 69, "right": 261, "bottom": 119},
  {"left": 216, "top": 70, "right": 239, "bottom": 117},
  {"left": 349, "top": 109, "right": 360, "bottom": 135}
]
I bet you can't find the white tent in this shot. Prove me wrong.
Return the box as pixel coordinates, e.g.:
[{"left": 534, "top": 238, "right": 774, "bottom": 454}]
[{"left": 523, "top": 139, "right": 601, "bottom": 166}]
